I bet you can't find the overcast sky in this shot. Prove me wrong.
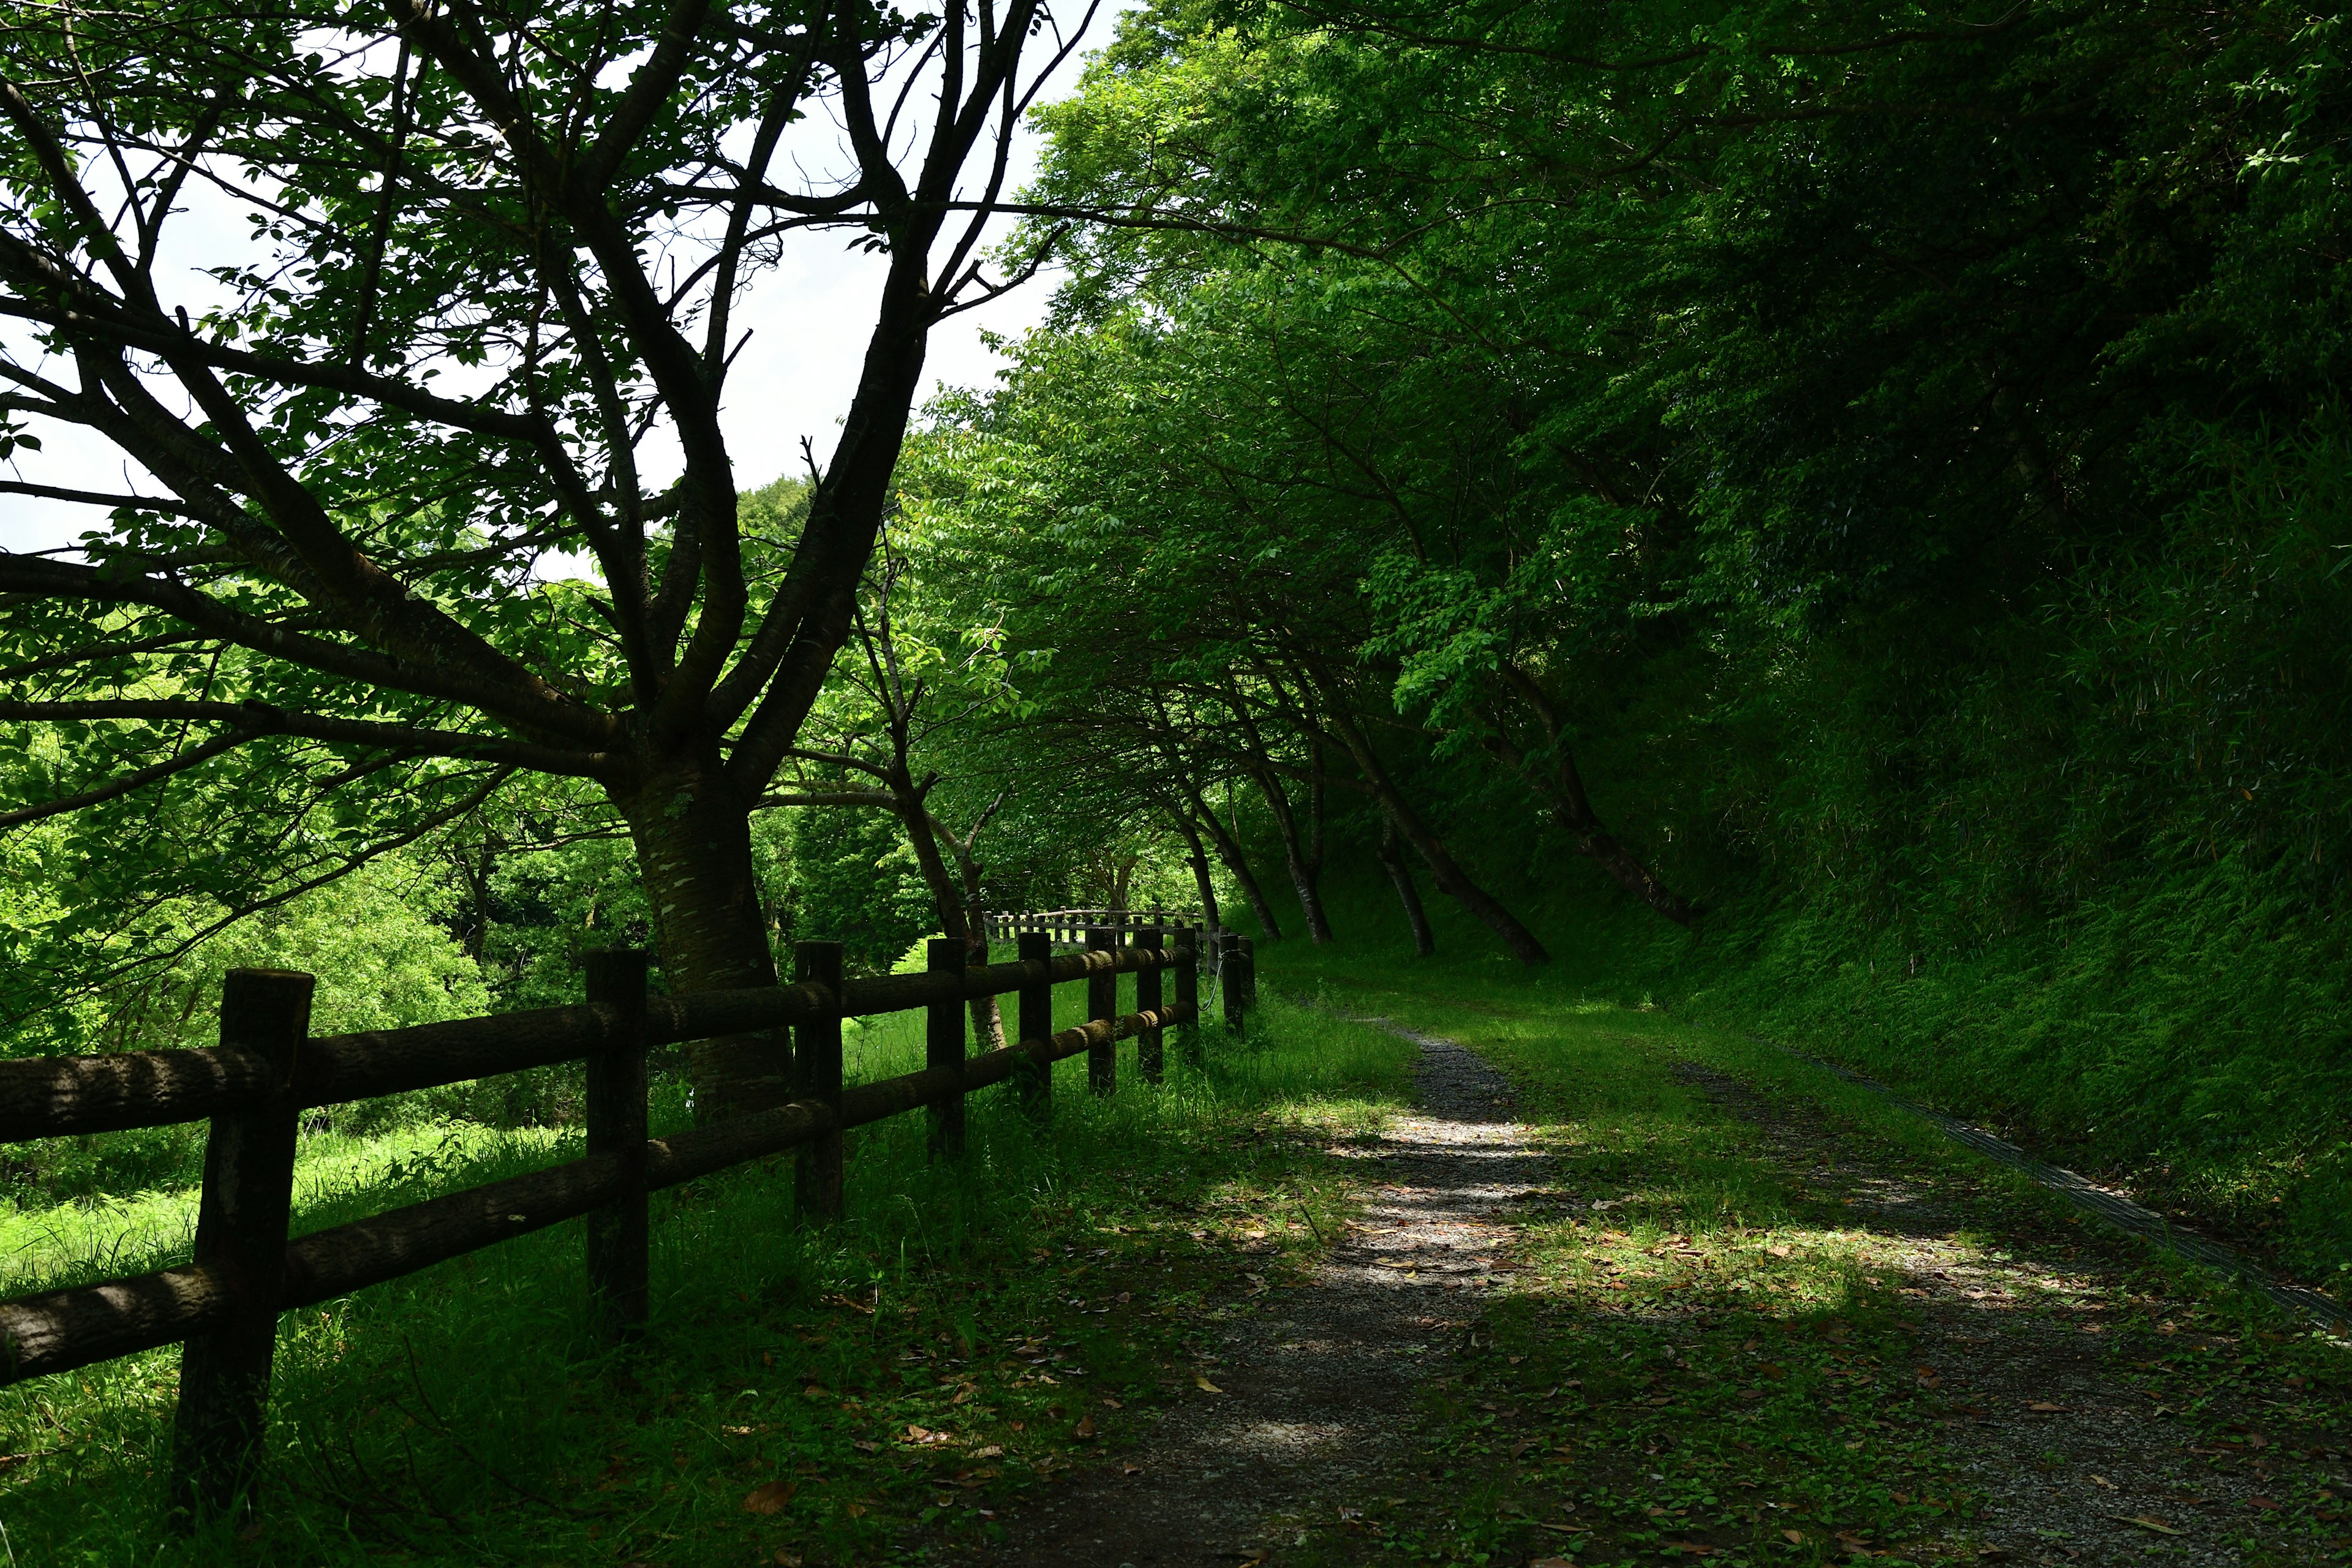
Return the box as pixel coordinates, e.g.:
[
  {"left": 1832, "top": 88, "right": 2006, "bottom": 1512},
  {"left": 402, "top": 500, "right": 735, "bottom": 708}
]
[{"left": 0, "top": 17, "right": 1110, "bottom": 557}]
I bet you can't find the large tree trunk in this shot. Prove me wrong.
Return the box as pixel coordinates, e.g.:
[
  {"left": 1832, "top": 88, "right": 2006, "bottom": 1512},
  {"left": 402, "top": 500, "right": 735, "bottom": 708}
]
[
  {"left": 1316, "top": 692, "right": 1548, "bottom": 965},
  {"left": 1189, "top": 793, "right": 1285, "bottom": 940},
  {"left": 1251, "top": 766, "right": 1334, "bottom": 944},
  {"left": 1377, "top": 816, "right": 1436, "bottom": 957},
  {"left": 617, "top": 757, "right": 791, "bottom": 1121}
]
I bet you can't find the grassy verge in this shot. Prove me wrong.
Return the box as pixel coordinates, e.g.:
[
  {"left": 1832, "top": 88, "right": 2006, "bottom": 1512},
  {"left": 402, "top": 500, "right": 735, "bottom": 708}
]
[
  {"left": 0, "top": 976, "right": 1412, "bottom": 1566},
  {"left": 1268, "top": 950, "right": 2352, "bottom": 1568}
]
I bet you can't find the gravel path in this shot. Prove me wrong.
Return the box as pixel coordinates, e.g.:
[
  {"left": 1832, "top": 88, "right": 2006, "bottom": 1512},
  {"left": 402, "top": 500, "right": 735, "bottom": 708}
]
[
  {"left": 1675, "top": 1059, "right": 2332, "bottom": 1567},
  {"left": 949, "top": 1030, "right": 1545, "bottom": 1566}
]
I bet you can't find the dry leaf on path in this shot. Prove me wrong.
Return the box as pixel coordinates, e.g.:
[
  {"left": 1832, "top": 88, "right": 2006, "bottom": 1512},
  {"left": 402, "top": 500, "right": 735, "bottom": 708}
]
[
  {"left": 2026, "top": 1401, "right": 2067, "bottom": 1413},
  {"left": 2108, "top": 1514, "right": 2182, "bottom": 1536},
  {"left": 1196, "top": 1376, "right": 1224, "bottom": 1393},
  {"left": 741, "top": 1480, "right": 796, "bottom": 1515}
]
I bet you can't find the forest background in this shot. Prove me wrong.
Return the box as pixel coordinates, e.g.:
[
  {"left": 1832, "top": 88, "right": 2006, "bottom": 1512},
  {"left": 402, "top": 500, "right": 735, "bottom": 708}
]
[{"left": 4, "top": 0, "right": 2351, "bottom": 1296}]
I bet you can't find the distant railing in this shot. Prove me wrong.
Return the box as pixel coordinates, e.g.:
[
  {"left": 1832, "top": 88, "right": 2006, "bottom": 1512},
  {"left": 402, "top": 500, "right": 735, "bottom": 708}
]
[
  {"left": 984, "top": 912, "right": 1254, "bottom": 1029},
  {"left": 0, "top": 929, "right": 1210, "bottom": 1521}
]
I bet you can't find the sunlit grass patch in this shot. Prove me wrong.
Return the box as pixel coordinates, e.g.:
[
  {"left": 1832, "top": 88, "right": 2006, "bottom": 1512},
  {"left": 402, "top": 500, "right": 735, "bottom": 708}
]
[{"left": 0, "top": 986, "right": 1412, "bottom": 1566}]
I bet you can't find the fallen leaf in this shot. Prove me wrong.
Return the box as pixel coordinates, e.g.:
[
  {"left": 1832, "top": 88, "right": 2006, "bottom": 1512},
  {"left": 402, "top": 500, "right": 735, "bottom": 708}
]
[
  {"left": 2248, "top": 1497, "right": 2278, "bottom": 1511},
  {"left": 1783, "top": 1529, "right": 1807, "bottom": 1544},
  {"left": 2108, "top": 1514, "right": 2181, "bottom": 1536},
  {"left": 844, "top": 1501, "right": 868, "bottom": 1518},
  {"left": 1196, "top": 1376, "right": 1224, "bottom": 1394},
  {"left": 2026, "top": 1401, "right": 2067, "bottom": 1413},
  {"left": 851, "top": 1439, "right": 880, "bottom": 1453},
  {"left": 1074, "top": 1415, "right": 1098, "bottom": 1439},
  {"left": 2089, "top": 1475, "right": 2115, "bottom": 1489},
  {"left": 1532, "top": 1559, "right": 1579, "bottom": 1568},
  {"left": 972, "top": 1445, "right": 1004, "bottom": 1459},
  {"left": 774, "top": 1553, "right": 802, "bottom": 1567},
  {"left": 742, "top": 1480, "right": 796, "bottom": 1515}
]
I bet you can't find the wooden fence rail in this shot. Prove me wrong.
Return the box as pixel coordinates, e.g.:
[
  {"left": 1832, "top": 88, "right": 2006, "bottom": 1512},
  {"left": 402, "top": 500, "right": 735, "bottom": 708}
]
[{"left": 0, "top": 925, "right": 1213, "bottom": 1521}]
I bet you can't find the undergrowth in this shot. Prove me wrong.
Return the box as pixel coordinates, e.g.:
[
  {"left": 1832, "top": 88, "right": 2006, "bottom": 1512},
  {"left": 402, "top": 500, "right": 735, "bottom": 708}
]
[{"left": 0, "top": 977, "right": 1412, "bottom": 1565}]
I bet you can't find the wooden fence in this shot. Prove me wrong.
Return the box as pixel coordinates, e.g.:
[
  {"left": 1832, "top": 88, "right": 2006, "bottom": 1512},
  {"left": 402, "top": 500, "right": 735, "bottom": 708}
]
[
  {"left": 984, "top": 910, "right": 1254, "bottom": 1025},
  {"left": 0, "top": 926, "right": 1210, "bottom": 1520}
]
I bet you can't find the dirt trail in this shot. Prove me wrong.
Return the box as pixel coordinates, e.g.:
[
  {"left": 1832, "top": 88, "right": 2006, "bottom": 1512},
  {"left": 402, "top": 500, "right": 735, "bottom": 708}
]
[
  {"left": 1676, "top": 1059, "right": 2337, "bottom": 1567},
  {"left": 954, "top": 1025, "right": 2347, "bottom": 1568},
  {"left": 951, "top": 1031, "right": 1542, "bottom": 1566}
]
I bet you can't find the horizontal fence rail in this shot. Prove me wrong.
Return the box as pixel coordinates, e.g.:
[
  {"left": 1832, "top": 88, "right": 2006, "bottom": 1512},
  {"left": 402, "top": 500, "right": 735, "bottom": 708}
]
[{"left": 0, "top": 922, "right": 1219, "bottom": 1523}]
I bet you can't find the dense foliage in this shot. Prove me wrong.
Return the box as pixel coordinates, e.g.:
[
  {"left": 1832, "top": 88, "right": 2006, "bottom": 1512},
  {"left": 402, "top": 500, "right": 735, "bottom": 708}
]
[
  {"left": 884, "top": 0, "right": 2352, "bottom": 1269},
  {"left": 4, "top": 0, "right": 2348, "bottom": 1273}
]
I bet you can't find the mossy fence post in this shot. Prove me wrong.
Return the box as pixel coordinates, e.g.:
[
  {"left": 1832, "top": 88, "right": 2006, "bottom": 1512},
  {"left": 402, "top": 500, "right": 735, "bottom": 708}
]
[
  {"left": 1017, "top": 932, "right": 1052, "bottom": 1118},
  {"left": 794, "top": 940, "right": 845, "bottom": 1221},
  {"left": 927, "top": 938, "right": 967, "bottom": 1159},
  {"left": 584, "top": 949, "right": 650, "bottom": 1343},
  {"left": 1176, "top": 925, "right": 1202, "bottom": 1065},
  {"left": 1087, "top": 927, "right": 1116, "bottom": 1096},
  {"left": 168, "top": 968, "right": 312, "bottom": 1523},
  {"left": 1136, "top": 925, "right": 1164, "bottom": 1084}
]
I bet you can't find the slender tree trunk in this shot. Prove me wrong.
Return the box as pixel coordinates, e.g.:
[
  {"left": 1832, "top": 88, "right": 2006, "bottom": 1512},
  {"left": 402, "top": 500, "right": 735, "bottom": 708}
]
[
  {"left": 616, "top": 756, "right": 790, "bottom": 1120},
  {"left": 1491, "top": 668, "right": 1696, "bottom": 927},
  {"left": 1377, "top": 816, "right": 1436, "bottom": 956},
  {"left": 1190, "top": 792, "right": 1284, "bottom": 940},
  {"left": 1166, "top": 808, "right": 1224, "bottom": 931},
  {"left": 888, "top": 772, "right": 1006, "bottom": 1052},
  {"left": 1316, "top": 695, "right": 1548, "bottom": 965},
  {"left": 1251, "top": 766, "right": 1334, "bottom": 943}
]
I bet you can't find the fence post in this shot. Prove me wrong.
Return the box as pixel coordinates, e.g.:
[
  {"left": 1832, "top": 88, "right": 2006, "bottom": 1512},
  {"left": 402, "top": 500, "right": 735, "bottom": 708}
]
[
  {"left": 583, "top": 949, "right": 649, "bottom": 1344},
  {"left": 1136, "top": 925, "right": 1164, "bottom": 1085},
  {"left": 794, "top": 941, "right": 846, "bottom": 1223},
  {"left": 1086, "top": 926, "right": 1116, "bottom": 1096},
  {"left": 1222, "top": 933, "right": 1248, "bottom": 1035},
  {"left": 927, "top": 938, "right": 967, "bottom": 1159},
  {"left": 1016, "top": 931, "right": 1053, "bottom": 1120},
  {"left": 1238, "top": 935, "right": 1257, "bottom": 1011},
  {"left": 1176, "top": 925, "right": 1202, "bottom": 1066},
  {"left": 168, "top": 968, "right": 313, "bottom": 1524}
]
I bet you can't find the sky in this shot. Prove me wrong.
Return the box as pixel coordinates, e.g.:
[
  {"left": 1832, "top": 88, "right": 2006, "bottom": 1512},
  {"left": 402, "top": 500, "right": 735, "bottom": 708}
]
[{"left": 0, "top": 11, "right": 1118, "bottom": 556}]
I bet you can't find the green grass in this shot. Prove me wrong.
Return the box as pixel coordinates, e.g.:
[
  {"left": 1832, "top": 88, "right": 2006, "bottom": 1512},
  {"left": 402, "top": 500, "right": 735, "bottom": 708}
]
[
  {"left": 1256, "top": 851, "right": 2352, "bottom": 1295},
  {"left": 0, "top": 967, "right": 1413, "bottom": 1566},
  {"left": 1262, "top": 941, "right": 2352, "bottom": 1568}
]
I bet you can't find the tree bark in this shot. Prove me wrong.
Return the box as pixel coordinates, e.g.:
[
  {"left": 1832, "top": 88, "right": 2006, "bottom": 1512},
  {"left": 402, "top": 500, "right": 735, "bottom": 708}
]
[
  {"left": 893, "top": 791, "right": 1006, "bottom": 1054},
  {"left": 1166, "top": 807, "right": 1224, "bottom": 931},
  {"left": 1187, "top": 791, "right": 1284, "bottom": 940},
  {"left": 1313, "top": 685, "right": 1548, "bottom": 965},
  {"left": 1377, "top": 816, "right": 1436, "bottom": 956},
  {"left": 616, "top": 758, "right": 790, "bottom": 1120},
  {"left": 1250, "top": 766, "right": 1334, "bottom": 944},
  {"left": 1491, "top": 667, "right": 1696, "bottom": 927}
]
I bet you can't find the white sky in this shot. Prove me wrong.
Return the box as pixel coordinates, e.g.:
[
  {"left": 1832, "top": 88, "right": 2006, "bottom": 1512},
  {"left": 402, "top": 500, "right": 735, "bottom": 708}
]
[{"left": 0, "top": 12, "right": 1117, "bottom": 556}]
